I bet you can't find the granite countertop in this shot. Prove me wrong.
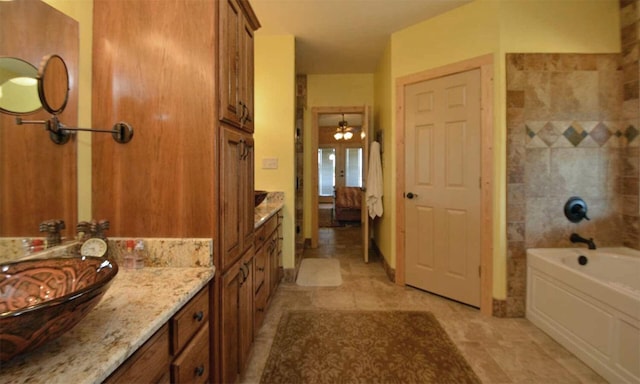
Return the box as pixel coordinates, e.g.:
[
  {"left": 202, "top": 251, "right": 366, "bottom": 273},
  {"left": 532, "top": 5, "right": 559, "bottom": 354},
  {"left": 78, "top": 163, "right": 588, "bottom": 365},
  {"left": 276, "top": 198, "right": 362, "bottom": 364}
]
[
  {"left": 255, "top": 191, "right": 284, "bottom": 228},
  {"left": 0, "top": 267, "right": 215, "bottom": 384}
]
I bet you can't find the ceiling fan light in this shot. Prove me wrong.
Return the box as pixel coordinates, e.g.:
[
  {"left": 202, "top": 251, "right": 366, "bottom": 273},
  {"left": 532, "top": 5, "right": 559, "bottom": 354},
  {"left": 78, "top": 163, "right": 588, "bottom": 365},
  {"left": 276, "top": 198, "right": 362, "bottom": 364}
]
[
  {"left": 334, "top": 131, "right": 343, "bottom": 140},
  {"left": 344, "top": 131, "right": 353, "bottom": 140}
]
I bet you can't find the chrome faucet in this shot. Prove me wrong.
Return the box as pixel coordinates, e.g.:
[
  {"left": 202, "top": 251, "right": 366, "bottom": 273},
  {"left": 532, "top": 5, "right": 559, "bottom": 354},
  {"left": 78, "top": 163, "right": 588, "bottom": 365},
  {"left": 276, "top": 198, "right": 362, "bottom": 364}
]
[{"left": 570, "top": 233, "right": 596, "bottom": 250}]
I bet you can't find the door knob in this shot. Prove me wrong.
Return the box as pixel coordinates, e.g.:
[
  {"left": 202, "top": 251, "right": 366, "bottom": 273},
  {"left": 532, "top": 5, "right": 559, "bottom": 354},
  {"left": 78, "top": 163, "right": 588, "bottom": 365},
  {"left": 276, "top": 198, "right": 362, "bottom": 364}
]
[{"left": 406, "top": 192, "right": 417, "bottom": 199}]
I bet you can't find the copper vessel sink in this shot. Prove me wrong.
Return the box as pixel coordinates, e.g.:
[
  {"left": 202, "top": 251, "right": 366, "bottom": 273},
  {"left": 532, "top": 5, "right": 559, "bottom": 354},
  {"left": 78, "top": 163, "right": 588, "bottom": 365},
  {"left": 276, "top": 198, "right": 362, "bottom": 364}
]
[
  {"left": 255, "top": 190, "right": 268, "bottom": 207},
  {"left": 0, "top": 256, "right": 118, "bottom": 361}
]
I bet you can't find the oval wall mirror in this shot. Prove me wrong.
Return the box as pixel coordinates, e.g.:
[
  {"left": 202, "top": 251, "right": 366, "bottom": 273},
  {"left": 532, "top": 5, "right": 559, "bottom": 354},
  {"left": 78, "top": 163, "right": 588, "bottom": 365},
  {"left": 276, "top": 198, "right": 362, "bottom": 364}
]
[
  {"left": 0, "top": 57, "right": 42, "bottom": 115},
  {"left": 37, "top": 54, "right": 69, "bottom": 115}
]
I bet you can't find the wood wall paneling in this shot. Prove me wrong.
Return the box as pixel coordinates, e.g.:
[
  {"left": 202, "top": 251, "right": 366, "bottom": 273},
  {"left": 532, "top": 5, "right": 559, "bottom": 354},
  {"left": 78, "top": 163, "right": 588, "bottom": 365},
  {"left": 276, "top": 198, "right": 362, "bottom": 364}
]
[{"left": 92, "top": 0, "right": 217, "bottom": 237}]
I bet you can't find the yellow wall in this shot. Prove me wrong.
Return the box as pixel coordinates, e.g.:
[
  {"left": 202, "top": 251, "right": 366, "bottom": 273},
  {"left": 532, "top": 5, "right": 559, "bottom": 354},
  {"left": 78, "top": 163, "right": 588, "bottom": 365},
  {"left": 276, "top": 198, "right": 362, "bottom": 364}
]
[
  {"left": 254, "top": 35, "right": 296, "bottom": 268},
  {"left": 376, "top": 0, "right": 620, "bottom": 299},
  {"left": 44, "top": 0, "right": 93, "bottom": 222},
  {"left": 302, "top": 74, "right": 375, "bottom": 238},
  {"left": 372, "top": 42, "right": 392, "bottom": 255}
]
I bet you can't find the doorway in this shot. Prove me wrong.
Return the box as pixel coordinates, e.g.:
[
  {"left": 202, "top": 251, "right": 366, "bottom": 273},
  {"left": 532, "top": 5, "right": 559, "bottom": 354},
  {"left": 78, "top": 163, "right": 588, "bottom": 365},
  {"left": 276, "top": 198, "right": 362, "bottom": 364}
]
[
  {"left": 395, "top": 55, "right": 494, "bottom": 315},
  {"left": 318, "top": 144, "right": 364, "bottom": 227},
  {"left": 311, "top": 106, "right": 370, "bottom": 262}
]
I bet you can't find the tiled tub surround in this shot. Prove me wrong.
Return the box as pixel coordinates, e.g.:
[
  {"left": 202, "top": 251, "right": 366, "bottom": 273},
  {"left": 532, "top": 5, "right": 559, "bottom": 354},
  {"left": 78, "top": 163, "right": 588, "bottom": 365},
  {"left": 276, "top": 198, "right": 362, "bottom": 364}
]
[
  {"left": 505, "top": 53, "right": 628, "bottom": 317},
  {"left": 620, "top": 0, "right": 640, "bottom": 250},
  {"left": 0, "top": 267, "right": 214, "bottom": 384}
]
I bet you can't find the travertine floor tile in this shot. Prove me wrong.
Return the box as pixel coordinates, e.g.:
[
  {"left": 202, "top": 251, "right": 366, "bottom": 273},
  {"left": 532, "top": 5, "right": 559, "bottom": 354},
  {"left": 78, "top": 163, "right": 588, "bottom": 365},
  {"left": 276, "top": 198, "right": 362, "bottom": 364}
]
[{"left": 241, "top": 227, "right": 605, "bottom": 384}]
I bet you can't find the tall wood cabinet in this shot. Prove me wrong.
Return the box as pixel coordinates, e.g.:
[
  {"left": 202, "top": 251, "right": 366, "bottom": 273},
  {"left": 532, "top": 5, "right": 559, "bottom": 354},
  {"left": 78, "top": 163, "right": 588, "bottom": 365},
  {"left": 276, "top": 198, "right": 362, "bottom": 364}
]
[
  {"left": 92, "top": 0, "right": 260, "bottom": 383},
  {"left": 218, "top": 1, "right": 259, "bottom": 381}
]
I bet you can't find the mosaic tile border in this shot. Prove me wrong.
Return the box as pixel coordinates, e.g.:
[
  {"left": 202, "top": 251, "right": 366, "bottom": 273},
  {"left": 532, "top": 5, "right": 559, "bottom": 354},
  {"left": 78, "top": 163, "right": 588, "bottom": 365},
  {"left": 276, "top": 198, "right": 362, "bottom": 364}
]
[{"left": 525, "top": 121, "right": 637, "bottom": 148}]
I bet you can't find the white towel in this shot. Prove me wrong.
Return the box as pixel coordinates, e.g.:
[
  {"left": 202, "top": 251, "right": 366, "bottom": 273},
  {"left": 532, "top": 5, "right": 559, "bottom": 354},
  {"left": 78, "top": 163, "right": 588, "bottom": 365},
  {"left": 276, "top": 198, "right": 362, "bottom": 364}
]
[{"left": 366, "top": 141, "right": 383, "bottom": 219}]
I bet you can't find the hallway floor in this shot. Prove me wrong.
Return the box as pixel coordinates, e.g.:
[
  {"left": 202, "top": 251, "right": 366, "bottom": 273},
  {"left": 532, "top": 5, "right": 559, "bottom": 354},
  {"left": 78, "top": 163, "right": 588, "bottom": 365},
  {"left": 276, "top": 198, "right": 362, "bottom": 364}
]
[{"left": 241, "top": 227, "right": 606, "bottom": 383}]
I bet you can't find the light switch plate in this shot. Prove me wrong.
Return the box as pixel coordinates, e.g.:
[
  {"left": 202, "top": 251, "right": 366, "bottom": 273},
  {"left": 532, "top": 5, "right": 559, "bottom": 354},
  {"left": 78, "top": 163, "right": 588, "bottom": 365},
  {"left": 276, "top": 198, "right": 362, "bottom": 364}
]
[{"left": 262, "top": 158, "right": 278, "bottom": 169}]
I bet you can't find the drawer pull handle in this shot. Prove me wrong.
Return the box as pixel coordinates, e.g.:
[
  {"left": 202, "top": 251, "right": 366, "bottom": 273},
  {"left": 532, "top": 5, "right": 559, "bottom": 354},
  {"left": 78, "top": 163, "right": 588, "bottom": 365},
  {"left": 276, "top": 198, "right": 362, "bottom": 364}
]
[
  {"left": 257, "top": 307, "right": 264, "bottom": 312},
  {"left": 193, "top": 311, "right": 204, "bottom": 322},
  {"left": 194, "top": 365, "right": 205, "bottom": 377},
  {"left": 257, "top": 267, "right": 264, "bottom": 272}
]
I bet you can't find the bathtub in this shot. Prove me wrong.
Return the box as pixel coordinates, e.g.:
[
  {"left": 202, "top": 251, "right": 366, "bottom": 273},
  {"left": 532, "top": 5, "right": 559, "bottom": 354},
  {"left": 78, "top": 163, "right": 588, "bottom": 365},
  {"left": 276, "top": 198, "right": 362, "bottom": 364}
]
[{"left": 526, "top": 247, "right": 640, "bottom": 384}]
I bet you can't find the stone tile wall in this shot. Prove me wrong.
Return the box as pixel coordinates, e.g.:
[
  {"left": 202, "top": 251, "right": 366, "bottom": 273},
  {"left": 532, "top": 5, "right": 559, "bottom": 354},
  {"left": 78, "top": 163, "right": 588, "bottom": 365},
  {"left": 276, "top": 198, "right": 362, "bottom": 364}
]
[
  {"left": 505, "top": 53, "right": 625, "bottom": 317},
  {"left": 620, "top": 0, "right": 640, "bottom": 248}
]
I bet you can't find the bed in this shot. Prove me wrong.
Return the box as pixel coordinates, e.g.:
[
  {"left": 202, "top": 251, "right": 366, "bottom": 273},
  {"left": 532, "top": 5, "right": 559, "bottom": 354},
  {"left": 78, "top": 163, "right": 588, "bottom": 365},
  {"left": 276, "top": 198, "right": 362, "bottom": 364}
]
[{"left": 334, "top": 186, "right": 361, "bottom": 222}]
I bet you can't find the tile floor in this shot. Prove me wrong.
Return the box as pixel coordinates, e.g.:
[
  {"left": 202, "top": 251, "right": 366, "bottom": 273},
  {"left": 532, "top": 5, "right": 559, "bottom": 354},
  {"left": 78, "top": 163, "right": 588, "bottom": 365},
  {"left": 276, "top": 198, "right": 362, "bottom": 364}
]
[{"left": 241, "top": 227, "right": 606, "bottom": 384}]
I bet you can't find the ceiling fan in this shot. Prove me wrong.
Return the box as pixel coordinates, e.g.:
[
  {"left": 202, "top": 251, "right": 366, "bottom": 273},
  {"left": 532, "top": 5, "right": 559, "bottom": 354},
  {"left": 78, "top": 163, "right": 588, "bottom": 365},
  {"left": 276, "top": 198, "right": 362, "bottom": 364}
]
[{"left": 334, "top": 113, "right": 353, "bottom": 140}]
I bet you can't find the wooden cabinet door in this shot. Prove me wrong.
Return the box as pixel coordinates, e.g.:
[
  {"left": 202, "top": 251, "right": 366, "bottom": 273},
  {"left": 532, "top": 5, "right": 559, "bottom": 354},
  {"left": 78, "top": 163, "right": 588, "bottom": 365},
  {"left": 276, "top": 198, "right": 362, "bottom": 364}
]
[
  {"left": 220, "top": 261, "right": 241, "bottom": 384},
  {"left": 220, "top": 248, "right": 254, "bottom": 384},
  {"left": 238, "top": 249, "right": 254, "bottom": 373},
  {"left": 219, "top": 0, "right": 255, "bottom": 132},
  {"left": 239, "top": 17, "right": 255, "bottom": 133},
  {"left": 219, "top": 0, "right": 241, "bottom": 127},
  {"left": 220, "top": 126, "right": 243, "bottom": 270},
  {"left": 269, "top": 229, "right": 279, "bottom": 297},
  {"left": 220, "top": 126, "right": 253, "bottom": 271},
  {"left": 240, "top": 135, "right": 255, "bottom": 250}
]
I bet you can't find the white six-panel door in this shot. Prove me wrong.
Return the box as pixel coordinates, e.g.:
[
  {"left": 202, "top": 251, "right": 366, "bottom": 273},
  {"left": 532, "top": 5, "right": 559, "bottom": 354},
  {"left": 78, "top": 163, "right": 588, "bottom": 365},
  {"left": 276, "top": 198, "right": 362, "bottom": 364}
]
[{"left": 404, "top": 69, "right": 481, "bottom": 307}]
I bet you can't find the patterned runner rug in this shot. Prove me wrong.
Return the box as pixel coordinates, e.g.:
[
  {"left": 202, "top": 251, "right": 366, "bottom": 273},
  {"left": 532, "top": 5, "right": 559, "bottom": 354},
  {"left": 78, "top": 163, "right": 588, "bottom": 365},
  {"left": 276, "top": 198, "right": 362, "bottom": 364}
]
[{"left": 260, "top": 310, "right": 480, "bottom": 384}]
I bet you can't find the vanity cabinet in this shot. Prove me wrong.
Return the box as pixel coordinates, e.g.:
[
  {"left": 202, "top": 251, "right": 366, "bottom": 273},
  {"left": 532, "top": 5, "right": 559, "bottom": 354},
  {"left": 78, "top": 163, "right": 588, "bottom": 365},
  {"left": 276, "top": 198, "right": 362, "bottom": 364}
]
[
  {"left": 272, "top": 212, "right": 283, "bottom": 296},
  {"left": 219, "top": 0, "right": 258, "bottom": 133},
  {"left": 106, "top": 285, "right": 211, "bottom": 384},
  {"left": 254, "top": 211, "right": 282, "bottom": 330}
]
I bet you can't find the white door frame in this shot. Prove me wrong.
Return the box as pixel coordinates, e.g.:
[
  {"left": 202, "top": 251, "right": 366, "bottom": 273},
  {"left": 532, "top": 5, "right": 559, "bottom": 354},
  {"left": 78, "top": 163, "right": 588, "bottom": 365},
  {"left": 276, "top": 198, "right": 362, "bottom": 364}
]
[
  {"left": 395, "top": 55, "right": 494, "bottom": 315},
  {"left": 311, "top": 106, "right": 367, "bottom": 249}
]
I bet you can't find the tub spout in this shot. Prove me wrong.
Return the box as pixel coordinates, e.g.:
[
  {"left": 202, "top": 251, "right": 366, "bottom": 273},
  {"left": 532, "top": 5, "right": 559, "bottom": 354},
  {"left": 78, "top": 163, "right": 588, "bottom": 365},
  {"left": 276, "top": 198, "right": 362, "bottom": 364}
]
[{"left": 570, "top": 233, "right": 596, "bottom": 250}]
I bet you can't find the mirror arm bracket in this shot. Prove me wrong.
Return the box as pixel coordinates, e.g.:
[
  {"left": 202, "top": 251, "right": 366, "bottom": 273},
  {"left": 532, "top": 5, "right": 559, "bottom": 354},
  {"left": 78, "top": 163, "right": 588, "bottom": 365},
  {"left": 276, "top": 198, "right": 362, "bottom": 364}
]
[{"left": 16, "top": 117, "right": 134, "bottom": 144}]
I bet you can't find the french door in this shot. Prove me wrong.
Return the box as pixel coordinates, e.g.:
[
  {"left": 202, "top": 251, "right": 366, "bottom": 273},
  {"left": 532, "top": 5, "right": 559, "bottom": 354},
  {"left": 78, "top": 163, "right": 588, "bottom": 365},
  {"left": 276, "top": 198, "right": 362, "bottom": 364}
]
[{"left": 318, "top": 144, "right": 363, "bottom": 203}]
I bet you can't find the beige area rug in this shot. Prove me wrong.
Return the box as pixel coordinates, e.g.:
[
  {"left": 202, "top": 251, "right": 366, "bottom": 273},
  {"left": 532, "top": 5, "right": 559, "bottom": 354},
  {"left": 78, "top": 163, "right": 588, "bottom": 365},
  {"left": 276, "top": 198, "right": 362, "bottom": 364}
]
[
  {"left": 260, "top": 310, "right": 481, "bottom": 384},
  {"left": 296, "top": 258, "right": 342, "bottom": 287}
]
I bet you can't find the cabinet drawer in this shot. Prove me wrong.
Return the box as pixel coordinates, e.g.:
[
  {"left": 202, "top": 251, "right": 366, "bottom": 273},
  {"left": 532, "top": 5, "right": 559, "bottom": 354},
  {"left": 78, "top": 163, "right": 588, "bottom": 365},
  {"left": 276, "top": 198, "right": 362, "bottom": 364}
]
[
  {"left": 171, "top": 287, "right": 209, "bottom": 354},
  {"left": 263, "top": 214, "right": 278, "bottom": 239},
  {"left": 254, "top": 283, "right": 268, "bottom": 331},
  {"left": 255, "top": 223, "right": 267, "bottom": 248},
  {"left": 254, "top": 246, "right": 267, "bottom": 292},
  {"left": 171, "top": 323, "right": 210, "bottom": 384},
  {"left": 105, "top": 324, "right": 171, "bottom": 384},
  {"left": 256, "top": 215, "right": 277, "bottom": 246}
]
